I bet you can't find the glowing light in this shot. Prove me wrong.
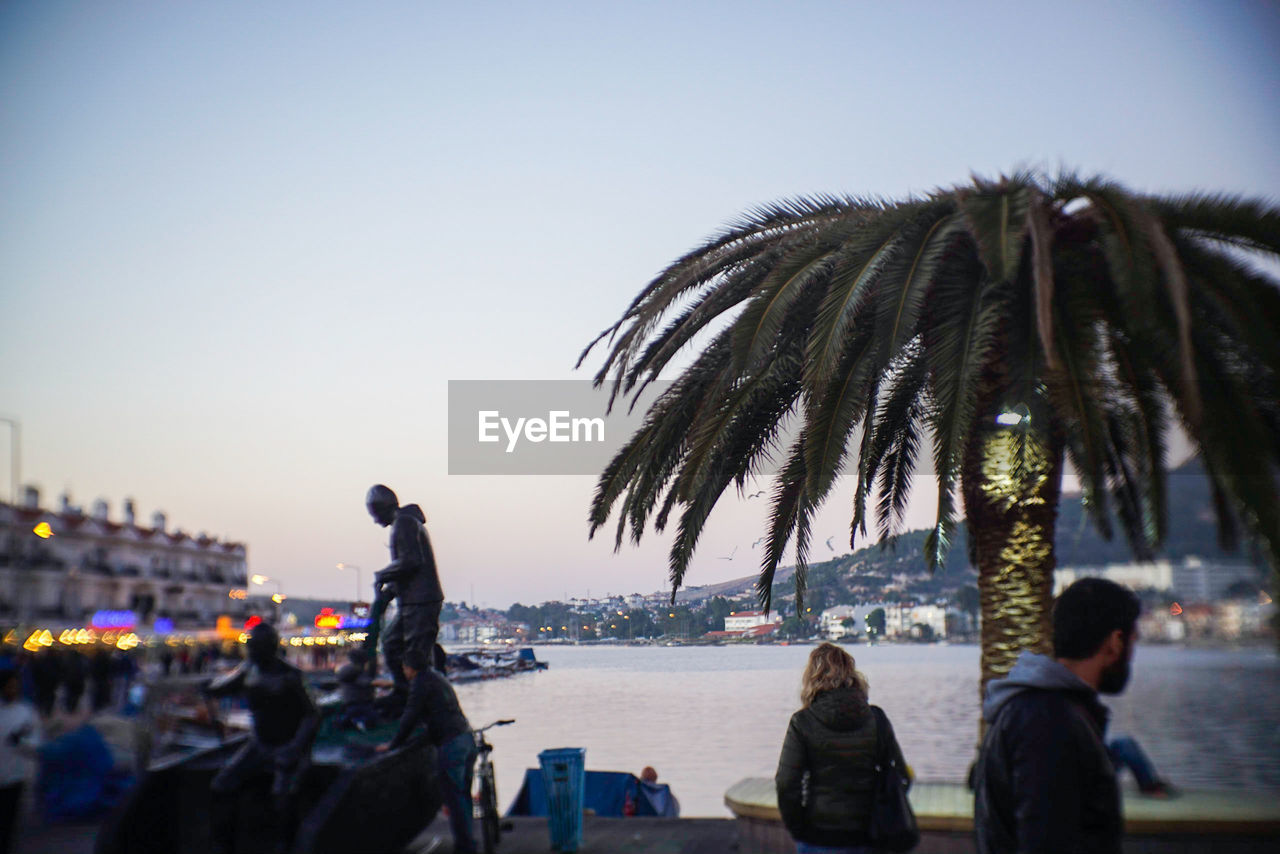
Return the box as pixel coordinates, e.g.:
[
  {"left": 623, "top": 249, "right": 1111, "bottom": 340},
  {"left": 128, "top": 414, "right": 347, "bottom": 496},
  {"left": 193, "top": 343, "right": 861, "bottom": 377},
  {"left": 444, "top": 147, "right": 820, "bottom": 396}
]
[
  {"left": 251, "top": 574, "right": 269, "bottom": 586},
  {"left": 271, "top": 593, "right": 286, "bottom": 604},
  {"left": 244, "top": 615, "right": 263, "bottom": 630},
  {"left": 91, "top": 610, "right": 137, "bottom": 630},
  {"left": 228, "top": 589, "right": 247, "bottom": 600},
  {"left": 38, "top": 630, "right": 53, "bottom": 647},
  {"left": 116, "top": 633, "right": 139, "bottom": 651},
  {"left": 314, "top": 608, "right": 342, "bottom": 629},
  {"left": 995, "top": 412, "right": 1024, "bottom": 426},
  {"left": 23, "top": 632, "right": 42, "bottom": 652},
  {"left": 33, "top": 522, "right": 54, "bottom": 539},
  {"left": 347, "top": 632, "right": 368, "bottom": 642},
  {"left": 1170, "top": 602, "right": 1183, "bottom": 616},
  {"left": 59, "top": 630, "right": 75, "bottom": 645},
  {"left": 237, "top": 633, "right": 250, "bottom": 643}
]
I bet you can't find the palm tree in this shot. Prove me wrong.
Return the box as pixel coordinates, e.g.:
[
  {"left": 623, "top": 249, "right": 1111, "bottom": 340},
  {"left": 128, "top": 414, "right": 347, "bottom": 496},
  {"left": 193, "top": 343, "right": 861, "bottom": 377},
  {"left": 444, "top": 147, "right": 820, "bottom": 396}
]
[{"left": 579, "top": 173, "right": 1280, "bottom": 705}]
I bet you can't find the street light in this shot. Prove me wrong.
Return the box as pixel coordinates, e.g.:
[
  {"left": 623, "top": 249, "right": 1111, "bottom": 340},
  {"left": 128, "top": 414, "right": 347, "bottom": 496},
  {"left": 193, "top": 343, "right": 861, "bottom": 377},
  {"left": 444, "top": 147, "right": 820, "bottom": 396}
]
[
  {"left": 336, "top": 563, "right": 362, "bottom": 601},
  {"left": 0, "top": 417, "right": 18, "bottom": 510},
  {"left": 251, "top": 574, "right": 284, "bottom": 621}
]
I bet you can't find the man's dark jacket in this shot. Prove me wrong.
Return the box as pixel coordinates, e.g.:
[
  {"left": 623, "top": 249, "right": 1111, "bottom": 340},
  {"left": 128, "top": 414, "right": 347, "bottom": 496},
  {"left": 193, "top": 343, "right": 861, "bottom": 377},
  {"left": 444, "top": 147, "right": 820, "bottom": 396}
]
[
  {"left": 375, "top": 504, "right": 443, "bottom": 604},
  {"left": 387, "top": 668, "right": 470, "bottom": 750},
  {"left": 974, "top": 651, "right": 1121, "bottom": 854},
  {"left": 775, "top": 687, "right": 908, "bottom": 847}
]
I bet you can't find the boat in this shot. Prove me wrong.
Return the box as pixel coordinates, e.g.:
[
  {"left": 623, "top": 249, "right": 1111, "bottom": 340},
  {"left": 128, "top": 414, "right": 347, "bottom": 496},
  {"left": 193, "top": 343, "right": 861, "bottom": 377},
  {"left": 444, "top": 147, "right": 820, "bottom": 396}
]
[{"left": 445, "top": 646, "right": 548, "bottom": 683}]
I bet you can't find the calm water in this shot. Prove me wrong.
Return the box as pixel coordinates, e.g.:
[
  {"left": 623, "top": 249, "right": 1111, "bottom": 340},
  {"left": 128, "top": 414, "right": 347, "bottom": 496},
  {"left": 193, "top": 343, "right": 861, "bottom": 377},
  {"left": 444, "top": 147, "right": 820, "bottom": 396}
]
[{"left": 453, "top": 644, "right": 1280, "bottom": 817}]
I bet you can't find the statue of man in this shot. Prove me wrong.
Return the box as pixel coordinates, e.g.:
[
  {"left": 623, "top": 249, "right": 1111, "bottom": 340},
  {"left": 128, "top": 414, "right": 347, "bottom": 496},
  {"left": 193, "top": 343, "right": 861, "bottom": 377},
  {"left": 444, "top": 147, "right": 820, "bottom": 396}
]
[
  {"left": 366, "top": 484, "right": 445, "bottom": 699},
  {"left": 204, "top": 623, "right": 318, "bottom": 854}
]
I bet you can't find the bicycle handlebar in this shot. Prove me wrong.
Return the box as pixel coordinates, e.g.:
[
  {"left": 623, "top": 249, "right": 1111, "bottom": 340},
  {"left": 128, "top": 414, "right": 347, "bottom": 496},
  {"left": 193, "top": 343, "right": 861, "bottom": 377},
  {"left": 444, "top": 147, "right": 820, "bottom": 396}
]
[{"left": 476, "top": 719, "right": 516, "bottom": 733}]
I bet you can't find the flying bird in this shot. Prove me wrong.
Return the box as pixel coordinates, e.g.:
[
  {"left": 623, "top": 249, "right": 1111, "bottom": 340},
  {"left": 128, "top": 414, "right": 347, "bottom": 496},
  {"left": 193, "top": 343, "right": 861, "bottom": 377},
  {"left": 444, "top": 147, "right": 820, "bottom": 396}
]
[
  {"left": 748, "top": 491, "right": 765, "bottom": 499},
  {"left": 826, "top": 536, "right": 835, "bottom": 552},
  {"left": 718, "top": 546, "right": 738, "bottom": 561},
  {"left": 752, "top": 536, "right": 766, "bottom": 549}
]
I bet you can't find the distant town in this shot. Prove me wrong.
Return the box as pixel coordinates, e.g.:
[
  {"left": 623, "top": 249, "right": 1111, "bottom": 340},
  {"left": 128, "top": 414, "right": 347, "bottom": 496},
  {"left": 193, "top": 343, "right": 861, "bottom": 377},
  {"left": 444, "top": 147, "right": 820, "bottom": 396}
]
[{"left": 3, "top": 462, "right": 1276, "bottom": 650}]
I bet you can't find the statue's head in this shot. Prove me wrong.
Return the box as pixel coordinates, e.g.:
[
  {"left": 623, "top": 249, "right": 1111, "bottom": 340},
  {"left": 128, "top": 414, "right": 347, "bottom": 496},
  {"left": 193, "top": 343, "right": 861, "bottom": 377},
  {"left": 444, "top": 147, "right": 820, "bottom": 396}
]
[
  {"left": 365, "top": 484, "right": 398, "bottom": 527},
  {"left": 246, "top": 622, "right": 280, "bottom": 666}
]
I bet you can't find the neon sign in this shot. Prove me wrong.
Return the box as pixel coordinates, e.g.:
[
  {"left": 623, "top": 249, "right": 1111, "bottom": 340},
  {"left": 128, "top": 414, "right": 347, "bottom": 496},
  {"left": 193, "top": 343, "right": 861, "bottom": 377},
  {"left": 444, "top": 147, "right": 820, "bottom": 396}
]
[
  {"left": 91, "top": 610, "right": 137, "bottom": 630},
  {"left": 314, "top": 607, "right": 343, "bottom": 629}
]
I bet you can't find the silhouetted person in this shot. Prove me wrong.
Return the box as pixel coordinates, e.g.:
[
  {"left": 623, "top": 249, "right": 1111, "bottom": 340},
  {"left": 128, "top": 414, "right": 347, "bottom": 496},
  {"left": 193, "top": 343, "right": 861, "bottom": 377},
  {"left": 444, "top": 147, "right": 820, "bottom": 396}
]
[
  {"left": 90, "top": 649, "right": 113, "bottom": 712},
  {"left": 31, "top": 651, "right": 60, "bottom": 717},
  {"left": 61, "top": 651, "right": 86, "bottom": 715},
  {"left": 365, "top": 484, "right": 445, "bottom": 699},
  {"left": 974, "top": 578, "right": 1141, "bottom": 854},
  {"left": 376, "top": 646, "right": 475, "bottom": 853},
  {"left": 1, "top": 667, "right": 41, "bottom": 854},
  {"left": 204, "top": 623, "right": 318, "bottom": 854},
  {"left": 334, "top": 649, "right": 376, "bottom": 729}
]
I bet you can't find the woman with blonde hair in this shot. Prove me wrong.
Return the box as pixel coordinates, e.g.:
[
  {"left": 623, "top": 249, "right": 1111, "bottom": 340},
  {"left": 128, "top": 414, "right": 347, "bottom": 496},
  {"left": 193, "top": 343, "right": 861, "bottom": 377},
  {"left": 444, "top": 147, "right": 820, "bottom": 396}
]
[{"left": 775, "top": 643, "right": 910, "bottom": 853}]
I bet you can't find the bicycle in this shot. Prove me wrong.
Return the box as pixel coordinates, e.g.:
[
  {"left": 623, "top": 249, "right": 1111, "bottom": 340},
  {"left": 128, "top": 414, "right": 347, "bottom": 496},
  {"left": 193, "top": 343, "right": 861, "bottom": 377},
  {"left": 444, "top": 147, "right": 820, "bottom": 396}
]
[{"left": 473, "top": 718, "right": 514, "bottom": 853}]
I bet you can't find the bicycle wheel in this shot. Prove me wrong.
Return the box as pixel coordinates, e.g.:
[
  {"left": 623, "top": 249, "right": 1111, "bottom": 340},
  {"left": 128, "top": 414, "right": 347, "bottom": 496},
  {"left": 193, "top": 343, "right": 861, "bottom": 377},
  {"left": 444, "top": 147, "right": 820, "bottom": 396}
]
[{"left": 480, "top": 773, "right": 500, "bottom": 854}]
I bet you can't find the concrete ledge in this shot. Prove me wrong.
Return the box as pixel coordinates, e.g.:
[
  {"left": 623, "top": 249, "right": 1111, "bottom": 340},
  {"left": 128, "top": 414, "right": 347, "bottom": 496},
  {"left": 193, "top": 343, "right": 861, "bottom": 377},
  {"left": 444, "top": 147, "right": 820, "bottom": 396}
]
[{"left": 725, "top": 777, "right": 1280, "bottom": 853}]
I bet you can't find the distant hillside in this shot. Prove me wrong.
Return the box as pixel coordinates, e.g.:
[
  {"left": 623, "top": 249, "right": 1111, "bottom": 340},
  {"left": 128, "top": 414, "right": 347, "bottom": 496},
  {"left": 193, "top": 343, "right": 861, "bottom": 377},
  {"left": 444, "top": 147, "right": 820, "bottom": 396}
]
[{"left": 676, "top": 458, "right": 1268, "bottom": 604}]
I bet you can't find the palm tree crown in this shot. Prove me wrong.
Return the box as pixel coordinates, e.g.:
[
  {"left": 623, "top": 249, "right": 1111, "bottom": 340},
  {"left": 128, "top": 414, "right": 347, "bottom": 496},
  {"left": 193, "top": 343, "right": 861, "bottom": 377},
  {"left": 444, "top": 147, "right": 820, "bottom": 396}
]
[{"left": 579, "top": 173, "right": 1280, "bottom": 627}]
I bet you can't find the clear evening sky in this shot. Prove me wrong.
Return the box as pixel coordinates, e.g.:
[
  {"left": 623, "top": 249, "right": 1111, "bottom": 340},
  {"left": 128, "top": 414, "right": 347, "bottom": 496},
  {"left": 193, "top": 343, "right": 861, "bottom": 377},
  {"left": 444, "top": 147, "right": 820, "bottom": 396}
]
[{"left": 2, "top": 1, "right": 1277, "bottom": 608}]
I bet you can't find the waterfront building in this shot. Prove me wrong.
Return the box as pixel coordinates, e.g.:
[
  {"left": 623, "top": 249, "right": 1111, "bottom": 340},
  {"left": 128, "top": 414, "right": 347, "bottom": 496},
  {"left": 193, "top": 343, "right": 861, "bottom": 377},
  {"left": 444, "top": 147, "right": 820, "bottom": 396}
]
[
  {"left": 819, "top": 605, "right": 858, "bottom": 638},
  {"left": 724, "top": 610, "right": 782, "bottom": 633},
  {"left": 1053, "top": 557, "right": 1259, "bottom": 601},
  {"left": 0, "top": 487, "right": 248, "bottom": 631}
]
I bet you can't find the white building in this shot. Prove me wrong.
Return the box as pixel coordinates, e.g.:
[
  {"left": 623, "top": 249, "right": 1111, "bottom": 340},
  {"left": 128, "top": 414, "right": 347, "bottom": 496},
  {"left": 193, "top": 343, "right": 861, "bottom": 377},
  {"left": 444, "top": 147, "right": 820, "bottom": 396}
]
[
  {"left": 1054, "top": 558, "right": 1259, "bottom": 602},
  {"left": 1, "top": 487, "right": 248, "bottom": 630},
  {"left": 724, "top": 610, "right": 782, "bottom": 632},
  {"left": 819, "top": 605, "right": 858, "bottom": 638}
]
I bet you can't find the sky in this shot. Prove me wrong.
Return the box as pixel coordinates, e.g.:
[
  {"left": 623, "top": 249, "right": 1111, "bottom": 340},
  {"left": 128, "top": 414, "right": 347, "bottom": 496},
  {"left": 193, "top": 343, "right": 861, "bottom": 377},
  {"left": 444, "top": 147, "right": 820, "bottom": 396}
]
[{"left": 1, "top": 1, "right": 1278, "bottom": 609}]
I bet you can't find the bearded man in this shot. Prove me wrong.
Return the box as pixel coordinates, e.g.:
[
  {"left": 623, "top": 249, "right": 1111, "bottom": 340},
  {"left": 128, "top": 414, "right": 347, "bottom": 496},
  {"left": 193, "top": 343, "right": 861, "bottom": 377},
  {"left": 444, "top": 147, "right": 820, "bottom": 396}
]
[{"left": 974, "top": 577, "right": 1141, "bottom": 854}]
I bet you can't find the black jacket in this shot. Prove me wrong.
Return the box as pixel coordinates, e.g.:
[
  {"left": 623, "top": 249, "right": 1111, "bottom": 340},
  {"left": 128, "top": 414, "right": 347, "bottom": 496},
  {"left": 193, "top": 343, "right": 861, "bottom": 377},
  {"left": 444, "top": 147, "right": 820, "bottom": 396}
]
[
  {"left": 374, "top": 504, "right": 444, "bottom": 604},
  {"left": 388, "top": 668, "right": 470, "bottom": 749},
  {"left": 775, "top": 688, "right": 907, "bottom": 847},
  {"left": 974, "top": 652, "right": 1122, "bottom": 854}
]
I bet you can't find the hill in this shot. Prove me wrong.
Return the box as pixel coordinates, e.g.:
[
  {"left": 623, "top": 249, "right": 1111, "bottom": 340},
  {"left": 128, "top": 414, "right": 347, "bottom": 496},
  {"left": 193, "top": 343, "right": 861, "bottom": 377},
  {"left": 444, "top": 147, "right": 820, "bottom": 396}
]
[{"left": 675, "top": 457, "right": 1269, "bottom": 606}]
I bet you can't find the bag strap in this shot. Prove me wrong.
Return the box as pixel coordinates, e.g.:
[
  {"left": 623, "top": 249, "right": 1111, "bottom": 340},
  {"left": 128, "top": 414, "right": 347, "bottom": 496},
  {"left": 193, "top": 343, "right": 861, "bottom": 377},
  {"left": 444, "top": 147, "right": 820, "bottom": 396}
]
[{"left": 870, "top": 704, "right": 890, "bottom": 771}]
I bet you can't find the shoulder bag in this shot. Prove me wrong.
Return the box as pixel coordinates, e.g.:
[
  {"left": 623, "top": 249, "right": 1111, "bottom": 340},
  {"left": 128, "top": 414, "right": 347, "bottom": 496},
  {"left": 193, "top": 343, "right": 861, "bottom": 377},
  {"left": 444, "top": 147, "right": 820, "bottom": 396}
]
[{"left": 868, "top": 704, "right": 920, "bottom": 852}]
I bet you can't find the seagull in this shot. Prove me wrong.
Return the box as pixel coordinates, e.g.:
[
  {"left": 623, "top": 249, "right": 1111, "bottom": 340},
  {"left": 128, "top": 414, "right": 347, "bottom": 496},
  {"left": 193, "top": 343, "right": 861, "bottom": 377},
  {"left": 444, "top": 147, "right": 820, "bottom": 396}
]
[
  {"left": 748, "top": 491, "right": 766, "bottom": 499},
  {"left": 826, "top": 536, "right": 835, "bottom": 552},
  {"left": 752, "top": 536, "right": 767, "bottom": 549},
  {"left": 718, "top": 546, "right": 738, "bottom": 561}
]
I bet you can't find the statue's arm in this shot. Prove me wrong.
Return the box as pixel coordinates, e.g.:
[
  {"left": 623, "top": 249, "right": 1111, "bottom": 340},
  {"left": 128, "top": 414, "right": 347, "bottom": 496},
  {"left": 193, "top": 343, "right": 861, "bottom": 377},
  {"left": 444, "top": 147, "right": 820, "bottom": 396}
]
[{"left": 204, "top": 662, "right": 247, "bottom": 697}]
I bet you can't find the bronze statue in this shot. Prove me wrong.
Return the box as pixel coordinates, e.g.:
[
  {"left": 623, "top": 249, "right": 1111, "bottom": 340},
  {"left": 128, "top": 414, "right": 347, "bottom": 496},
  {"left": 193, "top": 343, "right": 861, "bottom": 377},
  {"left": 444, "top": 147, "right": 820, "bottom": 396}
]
[
  {"left": 365, "top": 484, "right": 445, "bottom": 698},
  {"left": 204, "top": 623, "right": 319, "bottom": 854}
]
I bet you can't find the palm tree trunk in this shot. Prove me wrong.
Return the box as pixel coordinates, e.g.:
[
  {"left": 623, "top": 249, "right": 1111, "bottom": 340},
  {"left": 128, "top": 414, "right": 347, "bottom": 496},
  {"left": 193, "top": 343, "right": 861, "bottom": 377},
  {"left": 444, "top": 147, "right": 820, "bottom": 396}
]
[{"left": 961, "top": 400, "right": 1065, "bottom": 741}]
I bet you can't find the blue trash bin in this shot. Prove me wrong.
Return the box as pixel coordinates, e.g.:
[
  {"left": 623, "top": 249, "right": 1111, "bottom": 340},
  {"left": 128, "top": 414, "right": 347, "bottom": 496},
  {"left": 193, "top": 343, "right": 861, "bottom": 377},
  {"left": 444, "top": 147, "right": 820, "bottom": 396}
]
[{"left": 538, "top": 747, "right": 586, "bottom": 852}]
